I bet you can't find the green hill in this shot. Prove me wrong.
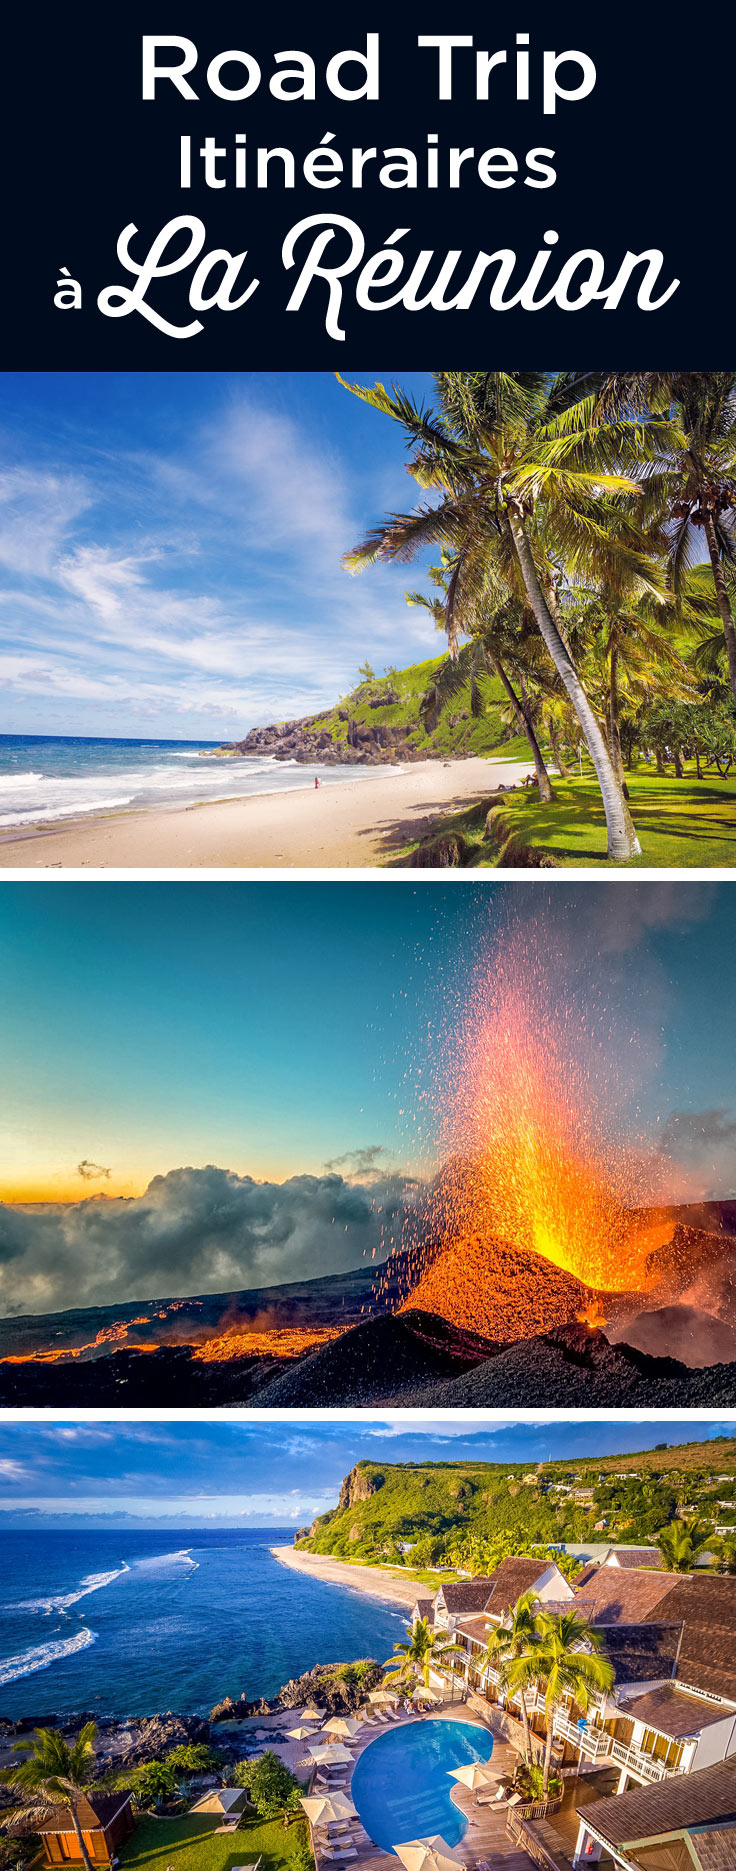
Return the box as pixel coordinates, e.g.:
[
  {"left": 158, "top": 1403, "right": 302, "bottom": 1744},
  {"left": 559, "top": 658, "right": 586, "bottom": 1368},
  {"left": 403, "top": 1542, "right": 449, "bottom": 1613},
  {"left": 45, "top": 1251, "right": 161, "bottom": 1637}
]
[
  {"left": 297, "top": 1441, "right": 736, "bottom": 1572},
  {"left": 310, "top": 658, "right": 525, "bottom": 761},
  {"left": 229, "top": 656, "right": 527, "bottom": 766}
]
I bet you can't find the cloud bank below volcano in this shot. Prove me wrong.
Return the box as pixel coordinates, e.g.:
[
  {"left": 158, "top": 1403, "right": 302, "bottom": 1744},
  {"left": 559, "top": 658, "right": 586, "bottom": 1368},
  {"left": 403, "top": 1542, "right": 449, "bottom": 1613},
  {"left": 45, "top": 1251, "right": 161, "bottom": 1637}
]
[{"left": 0, "top": 1163, "right": 415, "bottom": 1318}]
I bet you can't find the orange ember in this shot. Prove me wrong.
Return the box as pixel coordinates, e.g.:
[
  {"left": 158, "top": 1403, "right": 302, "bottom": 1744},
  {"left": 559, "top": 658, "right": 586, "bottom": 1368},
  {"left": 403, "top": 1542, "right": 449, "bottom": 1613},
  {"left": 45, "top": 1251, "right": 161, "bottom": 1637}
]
[{"left": 394, "top": 921, "right": 668, "bottom": 1339}]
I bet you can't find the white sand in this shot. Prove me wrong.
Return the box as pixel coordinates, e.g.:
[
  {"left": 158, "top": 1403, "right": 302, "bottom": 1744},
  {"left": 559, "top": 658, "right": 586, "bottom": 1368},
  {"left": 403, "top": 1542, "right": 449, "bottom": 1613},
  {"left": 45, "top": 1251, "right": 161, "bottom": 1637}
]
[
  {"left": 0, "top": 757, "right": 531, "bottom": 869},
  {"left": 270, "top": 1545, "right": 422, "bottom": 1608}
]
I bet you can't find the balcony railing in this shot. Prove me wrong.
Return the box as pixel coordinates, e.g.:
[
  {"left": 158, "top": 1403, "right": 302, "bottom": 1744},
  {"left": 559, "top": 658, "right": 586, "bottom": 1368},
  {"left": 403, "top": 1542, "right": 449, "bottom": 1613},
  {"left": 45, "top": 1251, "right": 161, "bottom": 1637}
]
[{"left": 551, "top": 1714, "right": 673, "bottom": 1784}]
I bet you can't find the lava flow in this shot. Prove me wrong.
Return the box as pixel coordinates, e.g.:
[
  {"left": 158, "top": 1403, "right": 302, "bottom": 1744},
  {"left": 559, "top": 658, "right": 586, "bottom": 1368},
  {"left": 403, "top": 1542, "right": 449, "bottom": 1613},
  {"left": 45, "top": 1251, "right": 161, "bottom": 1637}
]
[
  {"left": 396, "top": 917, "right": 671, "bottom": 1339},
  {"left": 191, "top": 1324, "right": 344, "bottom": 1363}
]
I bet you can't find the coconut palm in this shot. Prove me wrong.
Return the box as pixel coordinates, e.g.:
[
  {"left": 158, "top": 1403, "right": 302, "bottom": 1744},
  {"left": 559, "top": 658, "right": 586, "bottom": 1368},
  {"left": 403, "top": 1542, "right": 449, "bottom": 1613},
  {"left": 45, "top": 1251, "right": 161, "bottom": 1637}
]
[
  {"left": 383, "top": 1617, "right": 466, "bottom": 1691},
  {"left": 570, "top": 583, "right": 694, "bottom": 790},
  {"left": 476, "top": 1592, "right": 541, "bottom": 1764},
  {"left": 595, "top": 373, "right": 736, "bottom": 705},
  {"left": 504, "top": 1610, "right": 614, "bottom": 1795},
  {"left": 339, "top": 370, "right": 652, "bottom": 859},
  {"left": 657, "top": 1517, "right": 712, "bottom": 1572},
  {"left": 412, "top": 575, "right": 557, "bottom": 802},
  {"left": 10, "top": 1724, "right": 98, "bottom": 1871}
]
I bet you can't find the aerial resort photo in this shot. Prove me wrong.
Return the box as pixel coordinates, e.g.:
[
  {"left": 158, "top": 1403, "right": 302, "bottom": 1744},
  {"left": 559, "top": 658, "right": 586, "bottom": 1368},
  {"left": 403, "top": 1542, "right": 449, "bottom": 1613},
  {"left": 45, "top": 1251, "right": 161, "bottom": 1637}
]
[
  {"left": 0, "top": 372, "right": 735, "bottom": 870},
  {"left": 2, "top": 1419, "right": 736, "bottom": 1871}
]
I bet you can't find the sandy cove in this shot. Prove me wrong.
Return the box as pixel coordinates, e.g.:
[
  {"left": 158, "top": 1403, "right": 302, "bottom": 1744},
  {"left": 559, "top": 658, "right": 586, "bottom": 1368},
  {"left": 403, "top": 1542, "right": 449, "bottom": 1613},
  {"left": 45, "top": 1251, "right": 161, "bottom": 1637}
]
[
  {"left": 270, "top": 1544, "right": 421, "bottom": 1609},
  {"left": 0, "top": 756, "right": 531, "bottom": 869}
]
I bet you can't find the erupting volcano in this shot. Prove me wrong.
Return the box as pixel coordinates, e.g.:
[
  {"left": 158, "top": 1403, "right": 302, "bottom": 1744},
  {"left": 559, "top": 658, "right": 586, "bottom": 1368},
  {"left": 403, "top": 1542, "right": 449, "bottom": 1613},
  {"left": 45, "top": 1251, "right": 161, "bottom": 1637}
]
[{"left": 395, "top": 922, "right": 683, "bottom": 1343}]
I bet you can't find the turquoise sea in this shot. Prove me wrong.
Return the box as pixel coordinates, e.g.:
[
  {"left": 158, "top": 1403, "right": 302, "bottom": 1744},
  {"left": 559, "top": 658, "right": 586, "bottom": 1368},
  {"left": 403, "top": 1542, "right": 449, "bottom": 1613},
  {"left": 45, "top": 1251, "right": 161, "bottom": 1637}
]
[{"left": 0, "top": 735, "right": 367, "bottom": 829}]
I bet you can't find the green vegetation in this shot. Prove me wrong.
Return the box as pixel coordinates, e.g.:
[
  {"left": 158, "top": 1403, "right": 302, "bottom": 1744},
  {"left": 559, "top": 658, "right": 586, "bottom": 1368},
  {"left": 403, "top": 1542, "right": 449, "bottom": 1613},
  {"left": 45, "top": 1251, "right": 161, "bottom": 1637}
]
[
  {"left": 456, "top": 767, "right": 736, "bottom": 868},
  {"left": 233, "top": 1753, "right": 301, "bottom": 1819},
  {"left": 9, "top": 1723, "right": 98, "bottom": 1871},
  {"left": 119, "top": 1811, "right": 310, "bottom": 1871},
  {"left": 340, "top": 371, "right": 736, "bottom": 867},
  {"left": 132, "top": 1763, "right": 178, "bottom": 1810},
  {"left": 300, "top": 1446, "right": 736, "bottom": 1575},
  {"left": 309, "top": 654, "right": 525, "bottom": 762}
]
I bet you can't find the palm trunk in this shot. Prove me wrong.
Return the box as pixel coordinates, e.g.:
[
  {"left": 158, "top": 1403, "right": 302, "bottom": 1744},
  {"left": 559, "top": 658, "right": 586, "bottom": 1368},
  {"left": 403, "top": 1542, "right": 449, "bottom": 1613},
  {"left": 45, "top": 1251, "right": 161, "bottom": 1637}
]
[
  {"left": 608, "top": 644, "right": 629, "bottom": 799},
  {"left": 542, "top": 1713, "right": 555, "bottom": 1796},
  {"left": 70, "top": 1803, "right": 94, "bottom": 1871},
  {"left": 490, "top": 654, "right": 555, "bottom": 802},
  {"left": 546, "top": 718, "right": 570, "bottom": 779},
  {"left": 702, "top": 508, "right": 736, "bottom": 706},
  {"left": 508, "top": 514, "right": 641, "bottom": 860},
  {"left": 518, "top": 1690, "right": 532, "bottom": 1765}
]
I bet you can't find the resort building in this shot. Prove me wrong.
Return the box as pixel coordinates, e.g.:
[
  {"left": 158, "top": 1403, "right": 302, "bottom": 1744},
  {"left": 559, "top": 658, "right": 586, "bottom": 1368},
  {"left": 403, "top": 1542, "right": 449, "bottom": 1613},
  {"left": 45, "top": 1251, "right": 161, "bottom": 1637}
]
[
  {"left": 433, "top": 1557, "right": 574, "bottom": 1635},
  {"left": 37, "top": 1794, "right": 134, "bottom": 1866},
  {"left": 427, "top": 1561, "right": 736, "bottom": 1799},
  {"left": 573, "top": 1753, "right": 736, "bottom": 1867}
]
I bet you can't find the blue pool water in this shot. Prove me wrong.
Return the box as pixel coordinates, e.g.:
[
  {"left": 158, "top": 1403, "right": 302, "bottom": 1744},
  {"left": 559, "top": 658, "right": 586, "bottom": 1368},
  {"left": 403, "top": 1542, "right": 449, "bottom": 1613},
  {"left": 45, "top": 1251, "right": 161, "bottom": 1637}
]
[{"left": 351, "top": 1719, "right": 493, "bottom": 1853}]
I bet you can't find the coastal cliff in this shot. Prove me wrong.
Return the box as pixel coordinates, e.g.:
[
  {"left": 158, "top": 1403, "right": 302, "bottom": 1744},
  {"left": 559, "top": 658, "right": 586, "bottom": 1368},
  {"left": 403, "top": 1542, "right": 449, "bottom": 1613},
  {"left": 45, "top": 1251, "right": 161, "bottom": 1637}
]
[{"left": 209, "top": 655, "right": 522, "bottom": 767}]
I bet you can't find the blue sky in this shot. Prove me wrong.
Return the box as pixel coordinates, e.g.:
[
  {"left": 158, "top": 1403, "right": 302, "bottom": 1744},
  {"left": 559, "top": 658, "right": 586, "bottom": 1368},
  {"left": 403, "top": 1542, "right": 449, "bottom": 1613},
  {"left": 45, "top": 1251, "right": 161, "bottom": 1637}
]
[
  {"left": 0, "top": 1420, "right": 733, "bottom": 1525},
  {"left": 0, "top": 371, "right": 438, "bottom": 739},
  {"left": 1, "top": 879, "right": 734, "bottom": 1316}
]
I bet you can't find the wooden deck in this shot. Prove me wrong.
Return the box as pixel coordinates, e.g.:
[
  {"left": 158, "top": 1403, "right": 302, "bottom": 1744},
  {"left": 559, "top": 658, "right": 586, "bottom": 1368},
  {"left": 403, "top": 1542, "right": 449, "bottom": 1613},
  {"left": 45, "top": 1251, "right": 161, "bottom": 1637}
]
[{"left": 306, "top": 1704, "right": 540, "bottom": 1871}]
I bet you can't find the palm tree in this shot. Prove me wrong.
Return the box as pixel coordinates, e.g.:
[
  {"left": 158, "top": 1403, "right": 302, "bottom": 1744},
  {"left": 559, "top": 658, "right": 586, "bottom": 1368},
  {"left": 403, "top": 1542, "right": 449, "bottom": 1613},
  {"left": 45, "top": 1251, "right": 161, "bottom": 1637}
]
[
  {"left": 596, "top": 373, "right": 736, "bottom": 706},
  {"left": 339, "top": 370, "right": 648, "bottom": 859},
  {"left": 10, "top": 1724, "right": 98, "bottom": 1871},
  {"left": 505, "top": 1610, "right": 614, "bottom": 1795},
  {"left": 383, "top": 1617, "right": 466, "bottom": 1691},
  {"left": 657, "top": 1517, "right": 712, "bottom": 1572},
  {"left": 476, "top": 1592, "right": 540, "bottom": 1764},
  {"left": 413, "top": 579, "right": 557, "bottom": 802}
]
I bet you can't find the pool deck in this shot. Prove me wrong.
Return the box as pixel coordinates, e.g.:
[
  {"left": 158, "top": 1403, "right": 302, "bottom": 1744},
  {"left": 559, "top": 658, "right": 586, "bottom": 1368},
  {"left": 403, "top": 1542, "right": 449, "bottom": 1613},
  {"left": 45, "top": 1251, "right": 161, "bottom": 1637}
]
[{"left": 306, "top": 1704, "right": 539, "bottom": 1871}]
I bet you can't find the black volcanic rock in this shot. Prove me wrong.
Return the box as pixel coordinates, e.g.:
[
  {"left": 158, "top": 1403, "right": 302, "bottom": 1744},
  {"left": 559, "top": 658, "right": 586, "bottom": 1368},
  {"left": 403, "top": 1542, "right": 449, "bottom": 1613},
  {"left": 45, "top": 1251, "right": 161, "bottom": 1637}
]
[
  {"left": 422, "top": 1321, "right": 736, "bottom": 1408},
  {"left": 254, "top": 1309, "right": 500, "bottom": 1407}
]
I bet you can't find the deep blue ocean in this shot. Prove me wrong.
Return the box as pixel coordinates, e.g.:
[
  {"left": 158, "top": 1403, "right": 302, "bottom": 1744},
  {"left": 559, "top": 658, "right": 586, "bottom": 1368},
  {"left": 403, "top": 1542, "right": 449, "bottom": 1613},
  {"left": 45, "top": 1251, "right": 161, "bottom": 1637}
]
[
  {"left": 0, "top": 1530, "right": 406, "bottom": 1720},
  {"left": 0, "top": 735, "right": 370, "bottom": 829}
]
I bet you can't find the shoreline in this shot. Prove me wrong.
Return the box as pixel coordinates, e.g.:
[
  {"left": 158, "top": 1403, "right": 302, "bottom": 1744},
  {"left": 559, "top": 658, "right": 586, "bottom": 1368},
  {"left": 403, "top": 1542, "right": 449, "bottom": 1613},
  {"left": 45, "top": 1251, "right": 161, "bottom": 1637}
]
[
  {"left": 269, "top": 1544, "right": 420, "bottom": 1609},
  {"left": 0, "top": 756, "right": 531, "bottom": 868}
]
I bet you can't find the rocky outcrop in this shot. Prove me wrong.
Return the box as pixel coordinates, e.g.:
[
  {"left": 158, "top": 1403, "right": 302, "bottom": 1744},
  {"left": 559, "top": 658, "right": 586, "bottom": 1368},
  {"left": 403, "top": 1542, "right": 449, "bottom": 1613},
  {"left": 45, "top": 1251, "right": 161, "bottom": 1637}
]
[
  {"left": 117, "top": 1713, "right": 211, "bottom": 1761},
  {"left": 210, "top": 1660, "right": 382, "bottom": 1722},
  {"left": 338, "top": 1464, "right": 384, "bottom": 1510}
]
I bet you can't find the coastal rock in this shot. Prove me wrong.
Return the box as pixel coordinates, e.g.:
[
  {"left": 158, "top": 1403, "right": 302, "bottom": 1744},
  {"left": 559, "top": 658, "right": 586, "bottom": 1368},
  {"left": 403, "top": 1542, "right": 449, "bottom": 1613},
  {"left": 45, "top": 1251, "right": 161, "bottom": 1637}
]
[
  {"left": 121, "top": 1713, "right": 210, "bottom": 1761},
  {"left": 338, "top": 1465, "right": 383, "bottom": 1510}
]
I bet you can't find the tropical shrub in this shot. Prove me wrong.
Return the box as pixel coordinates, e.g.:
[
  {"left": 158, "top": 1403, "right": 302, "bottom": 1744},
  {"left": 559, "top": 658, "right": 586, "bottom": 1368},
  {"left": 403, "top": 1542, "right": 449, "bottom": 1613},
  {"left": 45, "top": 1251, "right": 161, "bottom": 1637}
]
[
  {"left": 134, "top": 1762, "right": 178, "bottom": 1807},
  {"left": 234, "top": 1752, "right": 301, "bottom": 1818}
]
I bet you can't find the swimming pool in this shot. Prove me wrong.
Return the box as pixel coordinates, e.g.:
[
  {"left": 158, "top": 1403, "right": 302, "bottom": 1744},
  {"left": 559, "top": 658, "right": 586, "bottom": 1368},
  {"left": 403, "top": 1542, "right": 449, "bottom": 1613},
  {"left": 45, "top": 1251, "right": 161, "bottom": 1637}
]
[{"left": 351, "top": 1718, "right": 493, "bottom": 1853}]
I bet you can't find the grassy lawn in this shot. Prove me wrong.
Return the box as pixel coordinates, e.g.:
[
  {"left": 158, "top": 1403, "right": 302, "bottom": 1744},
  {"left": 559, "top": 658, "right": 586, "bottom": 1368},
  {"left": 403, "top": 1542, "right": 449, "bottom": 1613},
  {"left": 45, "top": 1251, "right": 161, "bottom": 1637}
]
[
  {"left": 119, "top": 1812, "right": 310, "bottom": 1871},
  {"left": 492, "top": 768, "right": 736, "bottom": 866},
  {"left": 398, "top": 764, "right": 736, "bottom": 867}
]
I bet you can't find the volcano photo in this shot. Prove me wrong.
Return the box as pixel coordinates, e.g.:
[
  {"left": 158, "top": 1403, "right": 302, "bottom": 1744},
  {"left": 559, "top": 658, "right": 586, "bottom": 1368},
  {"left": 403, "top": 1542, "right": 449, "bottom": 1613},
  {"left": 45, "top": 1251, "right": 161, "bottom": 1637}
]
[{"left": 2, "top": 879, "right": 736, "bottom": 1409}]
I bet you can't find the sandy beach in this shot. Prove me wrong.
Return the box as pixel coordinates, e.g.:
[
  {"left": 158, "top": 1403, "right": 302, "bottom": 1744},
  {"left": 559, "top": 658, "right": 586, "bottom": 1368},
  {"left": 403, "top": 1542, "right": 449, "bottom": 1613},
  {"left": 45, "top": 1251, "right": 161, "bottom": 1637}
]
[
  {"left": 0, "top": 756, "right": 531, "bottom": 869},
  {"left": 270, "top": 1544, "right": 423, "bottom": 1609}
]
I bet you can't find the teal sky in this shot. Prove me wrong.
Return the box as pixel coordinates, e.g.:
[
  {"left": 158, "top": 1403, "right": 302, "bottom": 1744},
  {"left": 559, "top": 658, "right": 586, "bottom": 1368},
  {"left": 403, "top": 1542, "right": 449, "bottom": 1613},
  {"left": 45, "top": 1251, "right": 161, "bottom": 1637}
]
[{"left": 1, "top": 879, "right": 734, "bottom": 1206}]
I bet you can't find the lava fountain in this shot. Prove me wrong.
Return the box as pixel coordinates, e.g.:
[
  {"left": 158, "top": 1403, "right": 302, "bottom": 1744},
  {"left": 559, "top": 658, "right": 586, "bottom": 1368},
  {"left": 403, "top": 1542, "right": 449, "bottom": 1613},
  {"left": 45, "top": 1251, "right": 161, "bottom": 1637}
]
[{"left": 398, "top": 915, "right": 668, "bottom": 1337}]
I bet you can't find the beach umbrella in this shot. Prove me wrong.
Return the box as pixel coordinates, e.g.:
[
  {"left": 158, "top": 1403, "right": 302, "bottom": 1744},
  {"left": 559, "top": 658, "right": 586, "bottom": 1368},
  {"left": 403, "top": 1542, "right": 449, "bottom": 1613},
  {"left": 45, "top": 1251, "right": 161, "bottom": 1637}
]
[
  {"left": 394, "top": 1836, "right": 465, "bottom": 1871},
  {"left": 287, "top": 1725, "right": 319, "bottom": 1741},
  {"left": 308, "top": 1743, "right": 354, "bottom": 1766},
  {"left": 322, "top": 1717, "right": 363, "bottom": 1740},
  {"left": 300, "top": 1793, "right": 358, "bottom": 1827},
  {"left": 447, "top": 1764, "right": 496, "bottom": 1792},
  {"left": 302, "top": 1703, "right": 326, "bottom": 1719},
  {"left": 369, "top": 1687, "right": 400, "bottom": 1706},
  {"left": 411, "top": 1684, "right": 441, "bottom": 1702}
]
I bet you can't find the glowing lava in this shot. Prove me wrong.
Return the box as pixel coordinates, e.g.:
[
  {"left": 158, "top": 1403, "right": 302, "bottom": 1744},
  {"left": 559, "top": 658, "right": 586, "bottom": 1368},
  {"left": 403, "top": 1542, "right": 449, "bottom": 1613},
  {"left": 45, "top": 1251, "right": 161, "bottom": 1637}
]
[
  {"left": 395, "top": 918, "right": 668, "bottom": 1337},
  {"left": 191, "top": 1325, "right": 344, "bottom": 1363}
]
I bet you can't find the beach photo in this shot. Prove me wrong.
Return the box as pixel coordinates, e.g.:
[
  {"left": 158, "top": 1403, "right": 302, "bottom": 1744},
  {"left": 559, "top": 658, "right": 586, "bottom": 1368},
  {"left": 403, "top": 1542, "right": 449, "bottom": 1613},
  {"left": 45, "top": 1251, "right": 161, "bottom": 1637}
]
[
  {"left": 0, "top": 371, "right": 735, "bottom": 869},
  {"left": 1, "top": 877, "right": 736, "bottom": 1409},
  {"left": 2, "top": 1417, "right": 736, "bottom": 1871}
]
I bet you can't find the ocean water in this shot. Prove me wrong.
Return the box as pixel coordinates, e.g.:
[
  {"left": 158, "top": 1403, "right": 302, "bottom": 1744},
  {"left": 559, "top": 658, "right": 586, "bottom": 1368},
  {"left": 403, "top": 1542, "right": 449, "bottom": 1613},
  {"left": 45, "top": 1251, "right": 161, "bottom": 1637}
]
[
  {"left": 0, "top": 1530, "right": 406, "bottom": 1720},
  {"left": 0, "top": 736, "right": 375, "bottom": 830}
]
